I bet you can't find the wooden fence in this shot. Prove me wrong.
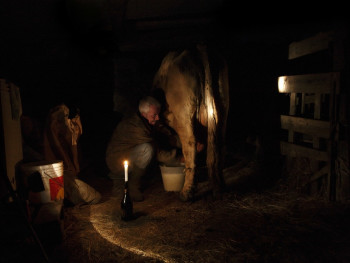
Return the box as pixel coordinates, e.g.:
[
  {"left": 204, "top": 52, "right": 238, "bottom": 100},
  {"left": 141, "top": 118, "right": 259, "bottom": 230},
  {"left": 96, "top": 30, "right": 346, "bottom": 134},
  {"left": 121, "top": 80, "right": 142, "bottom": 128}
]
[{"left": 279, "top": 29, "right": 349, "bottom": 201}]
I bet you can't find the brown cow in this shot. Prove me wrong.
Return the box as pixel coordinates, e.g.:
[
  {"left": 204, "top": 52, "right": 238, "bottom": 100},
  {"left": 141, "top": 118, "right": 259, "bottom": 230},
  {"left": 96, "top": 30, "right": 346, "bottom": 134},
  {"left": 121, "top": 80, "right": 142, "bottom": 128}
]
[{"left": 152, "top": 44, "right": 230, "bottom": 201}]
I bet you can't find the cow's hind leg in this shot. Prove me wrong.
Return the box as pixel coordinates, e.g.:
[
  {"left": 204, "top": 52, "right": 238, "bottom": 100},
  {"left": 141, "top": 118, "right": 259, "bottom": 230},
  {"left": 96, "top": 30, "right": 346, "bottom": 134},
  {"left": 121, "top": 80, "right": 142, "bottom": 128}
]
[
  {"left": 173, "top": 119, "right": 196, "bottom": 202},
  {"left": 180, "top": 144, "right": 196, "bottom": 202}
]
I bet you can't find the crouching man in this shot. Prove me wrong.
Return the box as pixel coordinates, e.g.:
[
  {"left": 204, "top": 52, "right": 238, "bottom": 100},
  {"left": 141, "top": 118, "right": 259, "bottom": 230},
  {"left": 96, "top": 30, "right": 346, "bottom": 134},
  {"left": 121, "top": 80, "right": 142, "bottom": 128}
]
[{"left": 106, "top": 96, "right": 183, "bottom": 202}]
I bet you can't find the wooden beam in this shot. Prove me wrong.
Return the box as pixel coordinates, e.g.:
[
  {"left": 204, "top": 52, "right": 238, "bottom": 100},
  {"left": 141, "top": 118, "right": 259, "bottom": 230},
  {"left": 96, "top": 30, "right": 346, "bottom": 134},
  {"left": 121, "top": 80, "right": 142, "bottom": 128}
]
[
  {"left": 131, "top": 17, "right": 214, "bottom": 31},
  {"left": 194, "top": 160, "right": 257, "bottom": 198},
  {"left": 303, "top": 94, "right": 316, "bottom": 104},
  {"left": 309, "top": 165, "right": 329, "bottom": 184},
  {"left": 289, "top": 92, "right": 297, "bottom": 115},
  {"left": 278, "top": 73, "right": 340, "bottom": 94},
  {"left": 288, "top": 31, "right": 335, "bottom": 59},
  {"left": 280, "top": 141, "right": 328, "bottom": 161},
  {"left": 280, "top": 115, "right": 330, "bottom": 139},
  {"left": 314, "top": 93, "right": 321, "bottom": 119}
]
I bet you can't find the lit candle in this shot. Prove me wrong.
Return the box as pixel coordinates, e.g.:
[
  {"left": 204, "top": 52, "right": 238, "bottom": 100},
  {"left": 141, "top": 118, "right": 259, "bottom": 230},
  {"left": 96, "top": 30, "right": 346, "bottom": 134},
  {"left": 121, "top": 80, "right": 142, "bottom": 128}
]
[{"left": 124, "top": 160, "right": 128, "bottom": 182}]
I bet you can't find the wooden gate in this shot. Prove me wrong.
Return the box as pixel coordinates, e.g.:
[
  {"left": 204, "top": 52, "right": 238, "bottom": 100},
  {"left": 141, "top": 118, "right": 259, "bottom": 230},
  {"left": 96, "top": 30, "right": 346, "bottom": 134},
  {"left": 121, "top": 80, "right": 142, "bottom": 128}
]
[{"left": 278, "top": 29, "right": 349, "bottom": 201}]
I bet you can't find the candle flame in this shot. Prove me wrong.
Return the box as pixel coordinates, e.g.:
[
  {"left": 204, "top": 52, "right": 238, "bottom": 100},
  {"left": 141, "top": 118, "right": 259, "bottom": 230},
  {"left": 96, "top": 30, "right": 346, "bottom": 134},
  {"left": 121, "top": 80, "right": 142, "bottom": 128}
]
[{"left": 124, "top": 160, "right": 128, "bottom": 167}]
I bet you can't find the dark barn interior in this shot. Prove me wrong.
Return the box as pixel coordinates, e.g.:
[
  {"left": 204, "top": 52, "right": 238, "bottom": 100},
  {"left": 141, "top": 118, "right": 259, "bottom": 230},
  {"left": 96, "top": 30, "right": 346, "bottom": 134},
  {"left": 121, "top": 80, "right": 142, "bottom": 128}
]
[{"left": 1, "top": 1, "right": 350, "bottom": 262}]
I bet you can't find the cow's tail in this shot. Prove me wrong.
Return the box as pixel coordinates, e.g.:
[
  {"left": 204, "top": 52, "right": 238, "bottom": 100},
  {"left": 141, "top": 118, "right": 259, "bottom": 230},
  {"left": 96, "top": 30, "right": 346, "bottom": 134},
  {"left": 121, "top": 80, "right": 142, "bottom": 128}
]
[{"left": 196, "top": 44, "right": 226, "bottom": 195}]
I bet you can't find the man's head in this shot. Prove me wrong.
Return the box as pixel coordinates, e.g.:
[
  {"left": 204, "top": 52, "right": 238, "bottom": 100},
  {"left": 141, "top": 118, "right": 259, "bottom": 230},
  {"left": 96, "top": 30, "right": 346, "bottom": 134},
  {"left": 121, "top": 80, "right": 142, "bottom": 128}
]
[{"left": 139, "top": 96, "right": 161, "bottom": 125}]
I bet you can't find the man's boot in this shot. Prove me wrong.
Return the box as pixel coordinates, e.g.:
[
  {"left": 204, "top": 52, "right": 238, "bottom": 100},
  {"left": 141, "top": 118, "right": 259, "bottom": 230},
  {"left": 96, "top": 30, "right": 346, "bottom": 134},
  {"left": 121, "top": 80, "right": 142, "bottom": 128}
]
[{"left": 129, "top": 166, "right": 145, "bottom": 202}]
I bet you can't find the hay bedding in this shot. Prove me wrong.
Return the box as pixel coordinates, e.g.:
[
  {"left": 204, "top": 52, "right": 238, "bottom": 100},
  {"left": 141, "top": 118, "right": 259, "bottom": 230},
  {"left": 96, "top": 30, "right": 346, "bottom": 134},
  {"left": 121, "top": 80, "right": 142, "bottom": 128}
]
[{"left": 61, "top": 165, "right": 350, "bottom": 263}]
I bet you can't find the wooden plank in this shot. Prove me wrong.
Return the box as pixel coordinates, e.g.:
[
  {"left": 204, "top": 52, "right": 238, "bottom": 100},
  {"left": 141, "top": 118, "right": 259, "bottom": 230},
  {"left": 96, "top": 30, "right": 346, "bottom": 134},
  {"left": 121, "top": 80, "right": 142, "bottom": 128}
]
[
  {"left": 332, "top": 38, "right": 345, "bottom": 71},
  {"left": 288, "top": 31, "right": 335, "bottom": 59},
  {"left": 0, "top": 80, "right": 23, "bottom": 191},
  {"left": 280, "top": 141, "right": 328, "bottom": 161},
  {"left": 304, "top": 94, "right": 315, "bottom": 104},
  {"left": 288, "top": 92, "right": 296, "bottom": 144},
  {"left": 288, "top": 130, "right": 294, "bottom": 143},
  {"left": 302, "top": 166, "right": 329, "bottom": 186},
  {"left": 314, "top": 93, "right": 321, "bottom": 119},
  {"left": 301, "top": 93, "right": 305, "bottom": 114},
  {"left": 278, "top": 73, "right": 340, "bottom": 94},
  {"left": 289, "top": 92, "right": 297, "bottom": 115},
  {"left": 280, "top": 115, "right": 330, "bottom": 139},
  {"left": 196, "top": 159, "right": 258, "bottom": 198}
]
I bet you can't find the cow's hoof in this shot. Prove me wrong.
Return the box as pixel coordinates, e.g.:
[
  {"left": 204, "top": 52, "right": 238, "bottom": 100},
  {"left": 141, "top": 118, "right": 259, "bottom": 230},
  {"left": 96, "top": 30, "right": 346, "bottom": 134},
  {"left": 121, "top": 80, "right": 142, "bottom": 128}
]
[
  {"left": 179, "top": 191, "right": 189, "bottom": 202},
  {"left": 179, "top": 190, "right": 193, "bottom": 202}
]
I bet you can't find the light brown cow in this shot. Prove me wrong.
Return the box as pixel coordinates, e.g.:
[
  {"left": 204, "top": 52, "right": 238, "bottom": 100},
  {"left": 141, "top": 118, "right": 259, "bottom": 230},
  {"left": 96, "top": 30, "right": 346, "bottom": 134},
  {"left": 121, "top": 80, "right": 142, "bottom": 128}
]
[{"left": 152, "top": 44, "right": 230, "bottom": 201}]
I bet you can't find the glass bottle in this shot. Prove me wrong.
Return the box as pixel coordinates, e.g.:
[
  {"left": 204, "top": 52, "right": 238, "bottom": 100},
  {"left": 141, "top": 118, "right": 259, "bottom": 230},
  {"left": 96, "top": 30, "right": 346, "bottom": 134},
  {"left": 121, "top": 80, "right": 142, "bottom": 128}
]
[{"left": 121, "top": 161, "right": 133, "bottom": 221}]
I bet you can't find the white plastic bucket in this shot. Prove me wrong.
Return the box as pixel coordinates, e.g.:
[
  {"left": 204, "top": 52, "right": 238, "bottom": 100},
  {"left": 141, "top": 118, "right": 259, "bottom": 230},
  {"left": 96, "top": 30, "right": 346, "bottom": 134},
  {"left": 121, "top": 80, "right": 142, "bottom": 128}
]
[
  {"left": 159, "top": 164, "right": 185, "bottom": 192},
  {"left": 20, "top": 160, "right": 64, "bottom": 204}
]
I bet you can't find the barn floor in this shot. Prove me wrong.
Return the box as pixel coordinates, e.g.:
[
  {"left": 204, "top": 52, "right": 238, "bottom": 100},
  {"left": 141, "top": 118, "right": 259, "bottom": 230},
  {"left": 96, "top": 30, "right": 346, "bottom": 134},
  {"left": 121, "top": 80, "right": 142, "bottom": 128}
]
[
  {"left": 59, "top": 153, "right": 350, "bottom": 262},
  {"left": 2, "top": 150, "right": 350, "bottom": 263}
]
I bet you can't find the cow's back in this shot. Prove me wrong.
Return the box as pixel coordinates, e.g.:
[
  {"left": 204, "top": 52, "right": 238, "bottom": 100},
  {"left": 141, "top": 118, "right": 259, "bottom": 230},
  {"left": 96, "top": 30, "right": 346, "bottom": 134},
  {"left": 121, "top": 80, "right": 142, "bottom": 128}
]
[{"left": 153, "top": 49, "right": 205, "bottom": 126}]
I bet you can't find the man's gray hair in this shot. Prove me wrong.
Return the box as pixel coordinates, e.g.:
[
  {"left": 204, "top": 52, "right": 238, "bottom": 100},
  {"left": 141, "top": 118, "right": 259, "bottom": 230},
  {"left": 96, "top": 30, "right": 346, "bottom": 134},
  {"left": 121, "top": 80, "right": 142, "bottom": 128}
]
[{"left": 139, "top": 96, "right": 161, "bottom": 114}]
